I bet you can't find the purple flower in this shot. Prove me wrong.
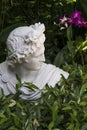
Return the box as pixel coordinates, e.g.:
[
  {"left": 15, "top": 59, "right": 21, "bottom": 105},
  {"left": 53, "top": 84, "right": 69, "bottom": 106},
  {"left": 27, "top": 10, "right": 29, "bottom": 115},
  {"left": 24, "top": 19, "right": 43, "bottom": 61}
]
[
  {"left": 71, "top": 10, "right": 82, "bottom": 19},
  {"left": 67, "top": 11, "right": 84, "bottom": 26},
  {"left": 68, "top": 17, "right": 84, "bottom": 26},
  {"left": 59, "top": 10, "right": 87, "bottom": 28},
  {"left": 67, "top": 10, "right": 85, "bottom": 26},
  {"left": 82, "top": 22, "right": 87, "bottom": 27}
]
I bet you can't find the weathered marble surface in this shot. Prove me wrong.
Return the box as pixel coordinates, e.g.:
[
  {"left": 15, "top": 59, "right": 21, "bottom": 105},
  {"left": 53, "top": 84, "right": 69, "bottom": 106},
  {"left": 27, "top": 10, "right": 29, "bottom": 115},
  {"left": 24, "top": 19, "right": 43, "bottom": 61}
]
[{"left": 0, "top": 23, "right": 69, "bottom": 100}]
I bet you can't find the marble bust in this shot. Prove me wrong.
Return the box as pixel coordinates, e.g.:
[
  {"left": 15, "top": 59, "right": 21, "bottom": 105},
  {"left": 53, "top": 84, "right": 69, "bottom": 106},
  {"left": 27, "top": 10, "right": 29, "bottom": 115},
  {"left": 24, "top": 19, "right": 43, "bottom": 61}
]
[{"left": 0, "top": 22, "right": 69, "bottom": 100}]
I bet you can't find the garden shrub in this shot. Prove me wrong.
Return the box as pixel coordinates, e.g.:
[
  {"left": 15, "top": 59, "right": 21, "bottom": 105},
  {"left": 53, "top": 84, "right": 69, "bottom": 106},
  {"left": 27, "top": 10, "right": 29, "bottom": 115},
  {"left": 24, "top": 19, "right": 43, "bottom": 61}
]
[
  {"left": 0, "top": 64, "right": 87, "bottom": 130},
  {"left": 0, "top": 0, "right": 87, "bottom": 130}
]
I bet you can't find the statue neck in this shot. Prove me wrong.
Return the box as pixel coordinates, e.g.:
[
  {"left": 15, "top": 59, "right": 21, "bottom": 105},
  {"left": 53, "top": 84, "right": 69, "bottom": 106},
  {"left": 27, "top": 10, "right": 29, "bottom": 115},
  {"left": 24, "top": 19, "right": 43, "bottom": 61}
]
[{"left": 13, "top": 64, "right": 41, "bottom": 83}]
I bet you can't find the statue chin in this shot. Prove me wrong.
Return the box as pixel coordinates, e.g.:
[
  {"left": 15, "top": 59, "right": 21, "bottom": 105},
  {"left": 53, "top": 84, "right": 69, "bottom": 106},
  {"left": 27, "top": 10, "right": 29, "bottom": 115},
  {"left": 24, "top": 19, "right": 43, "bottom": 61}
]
[
  {"left": 22, "top": 62, "right": 42, "bottom": 71},
  {"left": 20, "top": 59, "right": 43, "bottom": 71}
]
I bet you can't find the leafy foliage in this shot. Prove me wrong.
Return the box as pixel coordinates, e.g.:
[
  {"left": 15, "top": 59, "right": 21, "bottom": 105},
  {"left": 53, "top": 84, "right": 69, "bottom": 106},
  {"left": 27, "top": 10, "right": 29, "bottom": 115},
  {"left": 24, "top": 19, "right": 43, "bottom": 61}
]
[
  {"left": 1, "top": 65, "right": 87, "bottom": 130},
  {"left": 0, "top": 0, "right": 87, "bottom": 130}
]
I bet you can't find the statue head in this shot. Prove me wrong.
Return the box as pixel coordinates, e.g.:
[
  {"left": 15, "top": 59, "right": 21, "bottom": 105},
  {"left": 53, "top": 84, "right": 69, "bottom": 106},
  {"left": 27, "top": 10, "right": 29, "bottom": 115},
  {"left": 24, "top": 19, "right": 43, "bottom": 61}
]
[{"left": 6, "top": 23, "right": 46, "bottom": 69}]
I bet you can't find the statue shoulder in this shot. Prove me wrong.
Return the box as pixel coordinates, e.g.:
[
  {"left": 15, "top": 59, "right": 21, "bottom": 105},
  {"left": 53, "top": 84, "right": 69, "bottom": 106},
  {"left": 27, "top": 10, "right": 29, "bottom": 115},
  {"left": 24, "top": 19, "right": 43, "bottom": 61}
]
[
  {"left": 47, "top": 64, "right": 69, "bottom": 87},
  {"left": 33, "top": 63, "right": 69, "bottom": 89},
  {"left": 0, "top": 61, "right": 7, "bottom": 73},
  {"left": 35, "top": 63, "right": 69, "bottom": 88},
  {"left": 0, "top": 61, "right": 17, "bottom": 95},
  {"left": 0, "top": 61, "right": 16, "bottom": 78}
]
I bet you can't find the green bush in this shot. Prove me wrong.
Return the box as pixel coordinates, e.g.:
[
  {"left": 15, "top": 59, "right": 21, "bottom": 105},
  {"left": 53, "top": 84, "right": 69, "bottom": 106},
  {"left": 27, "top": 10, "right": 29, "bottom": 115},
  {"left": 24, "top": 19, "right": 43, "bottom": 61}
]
[
  {"left": 0, "top": 64, "right": 87, "bottom": 130},
  {"left": 0, "top": 0, "right": 87, "bottom": 129}
]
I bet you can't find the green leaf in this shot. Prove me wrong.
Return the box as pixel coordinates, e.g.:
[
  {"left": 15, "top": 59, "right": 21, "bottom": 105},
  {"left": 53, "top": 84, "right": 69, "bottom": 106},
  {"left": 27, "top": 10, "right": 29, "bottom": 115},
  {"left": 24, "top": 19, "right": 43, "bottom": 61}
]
[
  {"left": 53, "top": 51, "right": 64, "bottom": 67},
  {"left": 79, "top": 101, "right": 87, "bottom": 106},
  {"left": 66, "top": 0, "right": 76, "bottom": 4},
  {"left": 67, "top": 123, "right": 74, "bottom": 130},
  {"left": 7, "top": 127, "right": 19, "bottom": 130},
  {"left": 48, "top": 121, "right": 54, "bottom": 130},
  {"left": 52, "top": 102, "right": 58, "bottom": 122},
  {"left": 62, "top": 105, "right": 72, "bottom": 111},
  {"left": 11, "top": 113, "right": 20, "bottom": 127},
  {"left": 77, "top": 40, "right": 87, "bottom": 51},
  {"left": 81, "top": 123, "right": 87, "bottom": 130},
  {"left": 16, "top": 102, "right": 24, "bottom": 109},
  {"left": 67, "top": 25, "right": 73, "bottom": 41},
  {"left": 67, "top": 40, "right": 74, "bottom": 53},
  {"left": 82, "top": 94, "right": 87, "bottom": 100},
  {"left": 53, "top": 128, "right": 60, "bottom": 130},
  {"left": 0, "top": 113, "right": 6, "bottom": 118},
  {"left": 24, "top": 82, "right": 39, "bottom": 90},
  {"left": 0, "top": 118, "right": 8, "bottom": 125},
  {"left": 80, "top": 83, "right": 87, "bottom": 97}
]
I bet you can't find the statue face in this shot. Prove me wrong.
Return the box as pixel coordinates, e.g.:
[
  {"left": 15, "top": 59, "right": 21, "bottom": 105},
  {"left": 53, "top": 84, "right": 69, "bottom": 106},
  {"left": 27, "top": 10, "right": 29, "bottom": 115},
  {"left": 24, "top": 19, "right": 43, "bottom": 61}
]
[
  {"left": 21, "top": 44, "right": 45, "bottom": 70},
  {"left": 6, "top": 23, "right": 46, "bottom": 69}
]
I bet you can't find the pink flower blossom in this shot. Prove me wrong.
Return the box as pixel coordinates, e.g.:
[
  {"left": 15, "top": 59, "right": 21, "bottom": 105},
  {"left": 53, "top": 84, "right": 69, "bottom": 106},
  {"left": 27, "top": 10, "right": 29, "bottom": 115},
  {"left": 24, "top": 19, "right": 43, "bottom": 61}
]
[
  {"left": 59, "top": 15, "right": 68, "bottom": 24},
  {"left": 68, "top": 10, "right": 85, "bottom": 26},
  {"left": 59, "top": 10, "right": 87, "bottom": 28}
]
